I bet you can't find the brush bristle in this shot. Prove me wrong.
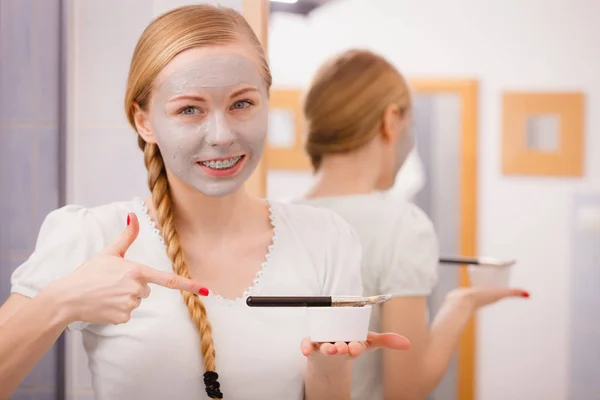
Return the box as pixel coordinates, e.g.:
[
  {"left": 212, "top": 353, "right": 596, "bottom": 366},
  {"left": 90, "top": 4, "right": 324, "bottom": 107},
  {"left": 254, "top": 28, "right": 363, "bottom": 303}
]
[{"left": 369, "top": 294, "right": 392, "bottom": 304}]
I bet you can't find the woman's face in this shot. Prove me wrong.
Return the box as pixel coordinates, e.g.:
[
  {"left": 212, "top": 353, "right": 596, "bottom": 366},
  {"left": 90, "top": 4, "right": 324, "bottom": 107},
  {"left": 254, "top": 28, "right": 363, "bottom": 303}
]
[{"left": 139, "top": 43, "right": 268, "bottom": 197}]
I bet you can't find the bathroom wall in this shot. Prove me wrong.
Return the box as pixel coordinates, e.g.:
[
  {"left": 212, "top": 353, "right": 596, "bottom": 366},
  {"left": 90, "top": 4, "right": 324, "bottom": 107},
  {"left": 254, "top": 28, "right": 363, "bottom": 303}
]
[{"left": 0, "top": 0, "right": 63, "bottom": 399}]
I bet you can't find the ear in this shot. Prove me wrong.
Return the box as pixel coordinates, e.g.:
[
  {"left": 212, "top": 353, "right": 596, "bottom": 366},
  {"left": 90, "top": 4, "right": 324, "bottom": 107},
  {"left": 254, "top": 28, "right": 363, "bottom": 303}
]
[
  {"left": 380, "top": 104, "right": 403, "bottom": 143},
  {"left": 133, "top": 103, "right": 157, "bottom": 144}
]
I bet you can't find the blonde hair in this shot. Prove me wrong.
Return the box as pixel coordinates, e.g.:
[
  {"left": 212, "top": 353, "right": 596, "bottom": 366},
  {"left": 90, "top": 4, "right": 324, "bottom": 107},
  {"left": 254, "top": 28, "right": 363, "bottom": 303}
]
[
  {"left": 124, "top": 5, "right": 271, "bottom": 399},
  {"left": 304, "top": 49, "right": 411, "bottom": 170}
]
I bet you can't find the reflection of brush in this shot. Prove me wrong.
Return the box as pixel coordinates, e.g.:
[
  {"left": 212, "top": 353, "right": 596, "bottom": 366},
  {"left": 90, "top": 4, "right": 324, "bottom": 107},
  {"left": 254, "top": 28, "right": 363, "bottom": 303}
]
[
  {"left": 440, "top": 256, "right": 516, "bottom": 267},
  {"left": 246, "top": 294, "right": 392, "bottom": 307}
]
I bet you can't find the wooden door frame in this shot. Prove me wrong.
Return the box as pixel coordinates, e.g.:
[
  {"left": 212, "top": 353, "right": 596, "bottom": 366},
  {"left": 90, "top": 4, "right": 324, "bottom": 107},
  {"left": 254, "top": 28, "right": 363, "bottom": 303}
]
[
  {"left": 242, "top": 0, "right": 269, "bottom": 197},
  {"left": 410, "top": 78, "right": 479, "bottom": 400}
]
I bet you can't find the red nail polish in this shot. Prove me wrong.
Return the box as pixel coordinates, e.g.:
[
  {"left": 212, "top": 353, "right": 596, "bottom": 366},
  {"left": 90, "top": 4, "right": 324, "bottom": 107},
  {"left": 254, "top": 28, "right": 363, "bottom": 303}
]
[
  {"left": 521, "top": 291, "right": 530, "bottom": 298},
  {"left": 199, "top": 287, "right": 209, "bottom": 296},
  {"left": 127, "top": 215, "right": 131, "bottom": 226}
]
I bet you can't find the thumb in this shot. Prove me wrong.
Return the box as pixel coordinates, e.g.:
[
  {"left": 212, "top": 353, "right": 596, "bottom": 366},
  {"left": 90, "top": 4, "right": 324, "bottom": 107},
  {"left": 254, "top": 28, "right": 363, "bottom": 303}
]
[{"left": 102, "top": 213, "right": 140, "bottom": 257}]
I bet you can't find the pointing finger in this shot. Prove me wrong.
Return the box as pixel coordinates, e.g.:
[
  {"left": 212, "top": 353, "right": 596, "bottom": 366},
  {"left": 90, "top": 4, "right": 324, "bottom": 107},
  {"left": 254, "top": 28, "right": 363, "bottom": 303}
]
[{"left": 135, "top": 265, "right": 209, "bottom": 296}]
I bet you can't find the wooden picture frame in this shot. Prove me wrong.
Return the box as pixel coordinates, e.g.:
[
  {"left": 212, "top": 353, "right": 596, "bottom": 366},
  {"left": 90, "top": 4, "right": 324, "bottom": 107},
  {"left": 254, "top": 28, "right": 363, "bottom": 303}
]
[
  {"left": 265, "top": 88, "right": 312, "bottom": 170},
  {"left": 502, "top": 92, "right": 585, "bottom": 176}
]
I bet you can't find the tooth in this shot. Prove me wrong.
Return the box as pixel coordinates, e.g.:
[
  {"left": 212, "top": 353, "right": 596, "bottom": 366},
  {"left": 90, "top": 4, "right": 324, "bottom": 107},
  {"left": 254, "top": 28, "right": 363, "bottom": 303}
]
[{"left": 216, "top": 161, "right": 223, "bottom": 168}]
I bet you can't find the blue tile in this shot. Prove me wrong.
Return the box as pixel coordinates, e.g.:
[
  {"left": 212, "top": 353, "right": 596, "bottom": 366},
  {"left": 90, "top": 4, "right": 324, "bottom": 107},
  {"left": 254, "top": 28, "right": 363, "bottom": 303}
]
[
  {"left": 0, "top": 0, "right": 38, "bottom": 123},
  {"left": 35, "top": 0, "right": 60, "bottom": 124},
  {"left": 0, "top": 127, "right": 37, "bottom": 255},
  {"left": 0, "top": 254, "right": 26, "bottom": 302},
  {"left": 32, "top": 347, "right": 57, "bottom": 387},
  {"left": 1, "top": 126, "right": 60, "bottom": 255},
  {"left": 0, "top": 254, "right": 12, "bottom": 302},
  {"left": 8, "top": 388, "right": 32, "bottom": 400},
  {"left": 30, "top": 391, "right": 57, "bottom": 400},
  {"left": 34, "top": 126, "right": 60, "bottom": 227}
]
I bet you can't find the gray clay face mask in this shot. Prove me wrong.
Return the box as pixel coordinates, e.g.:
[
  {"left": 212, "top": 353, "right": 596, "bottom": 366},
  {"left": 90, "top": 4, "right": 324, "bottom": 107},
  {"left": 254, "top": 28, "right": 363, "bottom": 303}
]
[{"left": 150, "top": 54, "right": 268, "bottom": 197}]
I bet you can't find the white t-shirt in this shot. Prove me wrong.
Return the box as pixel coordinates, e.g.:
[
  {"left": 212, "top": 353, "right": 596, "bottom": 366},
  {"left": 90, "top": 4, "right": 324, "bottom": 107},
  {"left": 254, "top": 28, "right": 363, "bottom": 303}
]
[
  {"left": 11, "top": 198, "right": 363, "bottom": 400},
  {"left": 294, "top": 193, "right": 439, "bottom": 400}
]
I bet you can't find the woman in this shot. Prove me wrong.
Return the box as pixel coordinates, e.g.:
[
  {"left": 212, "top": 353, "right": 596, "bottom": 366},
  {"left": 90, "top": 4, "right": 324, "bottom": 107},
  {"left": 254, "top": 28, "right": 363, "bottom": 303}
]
[
  {"left": 0, "top": 8, "right": 409, "bottom": 400},
  {"left": 296, "top": 49, "right": 530, "bottom": 400}
]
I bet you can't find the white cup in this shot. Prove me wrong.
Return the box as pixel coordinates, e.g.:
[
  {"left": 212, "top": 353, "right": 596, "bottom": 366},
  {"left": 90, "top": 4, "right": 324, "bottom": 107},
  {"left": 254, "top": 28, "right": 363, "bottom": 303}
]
[
  {"left": 468, "top": 265, "right": 512, "bottom": 288},
  {"left": 307, "top": 306, "right": 372, "bottom": 342}
]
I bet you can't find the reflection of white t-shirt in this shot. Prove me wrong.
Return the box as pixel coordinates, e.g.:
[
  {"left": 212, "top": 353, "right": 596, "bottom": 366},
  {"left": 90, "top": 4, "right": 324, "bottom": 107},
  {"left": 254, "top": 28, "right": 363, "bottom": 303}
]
[
  {"left": 294, "top": 193, "right": 439, "bottom": 400},
  {"left": 11, "top": 198, "right": 363, "bottom": 400}
]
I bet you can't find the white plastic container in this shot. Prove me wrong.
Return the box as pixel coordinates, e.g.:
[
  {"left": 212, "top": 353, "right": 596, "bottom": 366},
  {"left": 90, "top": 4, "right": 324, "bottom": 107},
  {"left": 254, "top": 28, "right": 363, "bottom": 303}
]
[
  {"left": 307, "top": 305, "right": 372, "bottom": 343},
  {"left": 468, "top": 265, "right": 512, "bottom": 288}
]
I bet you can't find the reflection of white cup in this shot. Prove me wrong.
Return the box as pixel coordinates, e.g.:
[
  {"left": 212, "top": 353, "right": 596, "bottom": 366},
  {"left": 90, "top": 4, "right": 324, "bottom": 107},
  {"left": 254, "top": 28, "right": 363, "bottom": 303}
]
[
  {"left": 468, "top": 265, "right": 512, "bottom": 288},
  {"left": 307, "top": 306, "right": 372, "bottom": 343}
]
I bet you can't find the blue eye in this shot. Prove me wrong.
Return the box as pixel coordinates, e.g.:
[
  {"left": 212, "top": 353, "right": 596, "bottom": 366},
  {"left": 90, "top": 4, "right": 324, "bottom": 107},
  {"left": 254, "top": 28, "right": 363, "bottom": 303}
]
[
  {"left": 180, "top": 106, "right": 200, "bottom": 115},
  {"left": 232, "top": 100, "right": 253, "bottom": 110}
]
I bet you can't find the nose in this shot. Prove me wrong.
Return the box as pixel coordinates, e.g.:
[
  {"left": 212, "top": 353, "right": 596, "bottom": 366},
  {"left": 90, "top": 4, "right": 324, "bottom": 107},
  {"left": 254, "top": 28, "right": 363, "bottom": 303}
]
[{"left": 205, "top": 112, "right": 235, "bottom": 147}]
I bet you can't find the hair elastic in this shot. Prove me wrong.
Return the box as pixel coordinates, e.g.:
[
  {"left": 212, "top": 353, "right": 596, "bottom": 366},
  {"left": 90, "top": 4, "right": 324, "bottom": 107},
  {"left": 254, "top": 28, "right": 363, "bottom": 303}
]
[{"left": 204, "top": 371, "right": 223, "bottom": 398}]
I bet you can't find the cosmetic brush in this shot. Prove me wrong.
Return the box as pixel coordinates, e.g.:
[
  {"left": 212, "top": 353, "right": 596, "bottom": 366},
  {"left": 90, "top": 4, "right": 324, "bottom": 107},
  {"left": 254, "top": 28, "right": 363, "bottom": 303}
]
[
  {"left": 439, "top": 256, "right": 516, "bottom": 267},
  {"left": 245, "top": 294, "right": 392, "bottom": 308}
]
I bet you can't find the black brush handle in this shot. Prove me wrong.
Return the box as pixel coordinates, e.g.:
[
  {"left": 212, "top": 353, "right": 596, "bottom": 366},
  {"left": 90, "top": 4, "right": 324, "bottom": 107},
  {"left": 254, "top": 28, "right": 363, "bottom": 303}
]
[
  {"left": 439, "top": 257, "right": 479, "bottom": 265},
  {"left": 246, "top": 296, "right": 332, "bottom": 307}
]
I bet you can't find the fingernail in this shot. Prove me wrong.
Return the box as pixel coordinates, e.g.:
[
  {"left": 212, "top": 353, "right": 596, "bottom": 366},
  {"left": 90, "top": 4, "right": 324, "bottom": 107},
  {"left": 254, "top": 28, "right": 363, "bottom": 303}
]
[
  {"left": 199, "top": 287, "right": 209, "bottom": 296},
  {"left": 127, "top": 215, "right": 131, "bottom": 226},
  {"left": 521, "top": 291, "right": 530, "bottom": 298}
]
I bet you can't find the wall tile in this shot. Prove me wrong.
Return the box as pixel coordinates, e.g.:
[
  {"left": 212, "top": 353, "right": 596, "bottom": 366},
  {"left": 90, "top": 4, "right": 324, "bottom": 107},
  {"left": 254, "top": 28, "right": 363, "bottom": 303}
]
[
  {"left": 0, "top": 254, "right": 13, "bottom": 302},
  {"left": 35, "top": 0, "right": 61, "bottom": 124},
  {"left": 30, "top": 391, "right": 57, "bottom": 400},
  {"left": 0, "top": 0, "right": 40, "bottom": 123},
  {"left": 9, "top": 389, "right": 32, "bottom": 400},
  {"left": 0, "top": 126, "right": 60, "bottom": 255},
  {"left": 0, "top": 127, "right": 37, "bottom": 255},
  {"left": 36, "top": 126, "right": 61, "bottom": 227},
  {"left": 34, "top": 349, "right": 57, "bottom": 388}
]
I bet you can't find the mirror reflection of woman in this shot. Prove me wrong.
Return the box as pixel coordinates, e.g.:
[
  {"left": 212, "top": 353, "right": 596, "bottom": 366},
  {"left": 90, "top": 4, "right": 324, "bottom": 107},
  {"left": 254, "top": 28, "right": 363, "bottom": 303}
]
[
  {"left": 295, "top": 49, "right": 530, "bottom": 400},
  {"left": 0, "top": 8, "right": 409, "bottom": 400}
]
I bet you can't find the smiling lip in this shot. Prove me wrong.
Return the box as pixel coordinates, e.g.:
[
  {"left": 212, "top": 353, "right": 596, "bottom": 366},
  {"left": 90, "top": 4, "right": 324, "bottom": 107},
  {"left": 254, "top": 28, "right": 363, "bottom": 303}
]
[
  {"left": 195, "top": 154, "right": 247, "bottom": 178},
  {"left": 196, "top": 153, "right": 246, "bottom": 163}
]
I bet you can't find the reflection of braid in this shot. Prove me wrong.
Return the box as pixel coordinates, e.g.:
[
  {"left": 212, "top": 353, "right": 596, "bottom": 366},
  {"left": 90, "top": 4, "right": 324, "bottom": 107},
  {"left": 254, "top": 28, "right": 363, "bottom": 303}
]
[{"left": 144, "top": 142, "right": 223, "bottom": 399}]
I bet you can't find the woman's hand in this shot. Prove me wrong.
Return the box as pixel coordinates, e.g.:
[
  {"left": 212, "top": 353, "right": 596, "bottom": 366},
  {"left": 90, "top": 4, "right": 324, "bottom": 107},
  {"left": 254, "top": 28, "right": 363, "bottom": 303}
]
[
  {"left": 301, "top": 333, "right": 410, "bottom": 400},
  {"left": 41, "top": 213, "right": 207, "bottom": 326},
  {"left": 301, "top": 332, "right": 411, "bottom": 359},
  {"left": 445, "top": 287, "right": 529, "bottom": 313}
]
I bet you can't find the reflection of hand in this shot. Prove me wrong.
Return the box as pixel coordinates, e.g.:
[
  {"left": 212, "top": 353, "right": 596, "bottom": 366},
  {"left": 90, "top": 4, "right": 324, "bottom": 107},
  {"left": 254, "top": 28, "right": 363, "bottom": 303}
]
[
  {"left": 446, "top": 287, "right": 529, "bottom": 312},
  {"left": 300, "top": 332, "right": 411, "bottom": 359},
  {"left": 43, "top": 213, "right": 208, "bottom": 326}
]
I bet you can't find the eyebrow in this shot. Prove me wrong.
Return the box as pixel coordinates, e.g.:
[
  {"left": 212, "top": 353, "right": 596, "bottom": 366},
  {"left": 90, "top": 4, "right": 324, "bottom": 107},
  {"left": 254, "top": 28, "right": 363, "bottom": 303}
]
[
  {"left": 166, "top": 94, "right": 206, "bottom": 104},
  {"left": 231, "top": 87, "right": 259, "bottom": 97},
  {"left": 166, "top": 87, "right": 259, "bottom": 104}
]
